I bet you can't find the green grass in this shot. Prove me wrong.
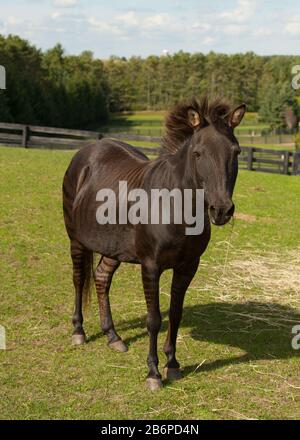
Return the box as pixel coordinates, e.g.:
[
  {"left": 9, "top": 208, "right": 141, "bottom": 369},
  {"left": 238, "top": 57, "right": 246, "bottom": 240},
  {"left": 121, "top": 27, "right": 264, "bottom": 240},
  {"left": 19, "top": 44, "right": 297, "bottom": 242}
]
[
  {"left": 250, "top": 143, "right": 294, "bottom": 151},
  {"left": 112, "top": 110, "right": 166, "bottom": 121},
  {"left": 0, "top": 146, "right": 300, "bottom": 420}
]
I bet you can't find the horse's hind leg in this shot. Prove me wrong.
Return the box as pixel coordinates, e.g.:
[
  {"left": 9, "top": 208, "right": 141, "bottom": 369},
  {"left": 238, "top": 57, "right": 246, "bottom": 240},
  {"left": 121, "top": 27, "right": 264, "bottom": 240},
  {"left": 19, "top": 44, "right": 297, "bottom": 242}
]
[
  {"left": 70, "top": 239, "right": 91, "bottom": 345},
  {"left": 95, "top": 256, "right": 127, "bottom": 353}
]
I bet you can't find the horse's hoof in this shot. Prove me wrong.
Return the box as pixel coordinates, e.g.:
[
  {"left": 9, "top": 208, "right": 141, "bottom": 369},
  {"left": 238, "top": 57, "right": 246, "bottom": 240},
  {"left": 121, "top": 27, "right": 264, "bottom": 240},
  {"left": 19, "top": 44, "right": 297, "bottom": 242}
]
[
  {"left": 72, "top": 334, "right": 85, "bottom": 346},
  {"left": 164, "top": 367, "right": 183, "bottom": 381},
  {"left": 108, "top": 339, "right": 128, "bottom": 353},
  {"left": 146, "top": 377, "right": 163, "bottom": 391}
]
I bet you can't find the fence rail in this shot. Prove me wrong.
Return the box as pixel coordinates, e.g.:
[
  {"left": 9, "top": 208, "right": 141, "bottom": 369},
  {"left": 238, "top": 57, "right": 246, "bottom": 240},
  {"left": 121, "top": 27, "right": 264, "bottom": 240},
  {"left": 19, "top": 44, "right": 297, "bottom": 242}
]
[
  {"left": 0, "top": 122, "right": 299, "bottom": 175},
  {"left": 0, "top": 122, "right": 102, "bottom": 150},
  {"left": 238, "top": 147, "right": 299, "bottom": 175}
]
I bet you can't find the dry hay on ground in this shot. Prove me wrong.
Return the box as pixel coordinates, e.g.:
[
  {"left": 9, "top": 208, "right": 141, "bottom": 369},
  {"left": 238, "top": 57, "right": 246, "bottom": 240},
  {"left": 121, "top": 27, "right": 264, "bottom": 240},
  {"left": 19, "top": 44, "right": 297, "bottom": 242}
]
[{"left": 194, "top": 246, "right": 300, "bottom": 308}]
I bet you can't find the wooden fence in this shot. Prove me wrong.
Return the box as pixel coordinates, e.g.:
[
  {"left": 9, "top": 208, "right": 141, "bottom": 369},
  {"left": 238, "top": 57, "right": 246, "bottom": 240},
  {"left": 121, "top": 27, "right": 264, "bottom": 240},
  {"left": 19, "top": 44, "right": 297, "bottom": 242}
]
[
  {"left": 0, "top": 122, "right": 103, "bottom": 149},
  {"left": 238, "top": 147, "right": 300, "bottom": 175},
  {"left": 0, "top": 122, "right": 299, "bottom": 175}
]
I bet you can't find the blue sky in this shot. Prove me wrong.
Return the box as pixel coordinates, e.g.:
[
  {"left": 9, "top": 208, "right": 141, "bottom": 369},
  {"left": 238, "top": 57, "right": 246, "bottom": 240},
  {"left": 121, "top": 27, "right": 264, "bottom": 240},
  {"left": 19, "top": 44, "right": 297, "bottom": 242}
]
[{"left": 0, "top": 0, "right": 300, "bottom": 58}]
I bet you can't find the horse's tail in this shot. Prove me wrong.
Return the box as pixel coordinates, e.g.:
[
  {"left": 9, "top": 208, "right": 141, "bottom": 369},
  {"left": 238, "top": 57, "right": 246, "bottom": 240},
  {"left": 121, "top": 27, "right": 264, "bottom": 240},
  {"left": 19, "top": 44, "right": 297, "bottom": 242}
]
[{"left": 82, "top": 250, "right": 94, "bottom": 309}]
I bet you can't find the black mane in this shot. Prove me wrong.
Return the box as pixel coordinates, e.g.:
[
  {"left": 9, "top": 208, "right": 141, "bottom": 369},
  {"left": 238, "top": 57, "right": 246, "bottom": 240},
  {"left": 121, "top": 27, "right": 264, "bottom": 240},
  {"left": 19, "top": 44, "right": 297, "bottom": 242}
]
[{"left": 161, "top": 96, "right": 231, "bottom": 154}]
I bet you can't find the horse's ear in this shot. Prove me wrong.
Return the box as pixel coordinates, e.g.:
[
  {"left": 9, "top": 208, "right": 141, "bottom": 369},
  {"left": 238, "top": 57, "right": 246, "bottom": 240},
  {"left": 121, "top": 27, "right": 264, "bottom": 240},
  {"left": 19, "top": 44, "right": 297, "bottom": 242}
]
[
  {"left": 228, "top": 104, "right": 246, "bottom": 128},
  {"left": 188, "top": 108, "right": 201, "bottom": 128}
]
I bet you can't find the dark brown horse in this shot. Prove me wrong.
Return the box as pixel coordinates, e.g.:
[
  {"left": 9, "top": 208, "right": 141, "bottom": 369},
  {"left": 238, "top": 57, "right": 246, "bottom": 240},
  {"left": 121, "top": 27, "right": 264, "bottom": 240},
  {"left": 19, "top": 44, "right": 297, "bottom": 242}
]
[{"left": 62, "top": 96, "right": 246, "bottom": 390}]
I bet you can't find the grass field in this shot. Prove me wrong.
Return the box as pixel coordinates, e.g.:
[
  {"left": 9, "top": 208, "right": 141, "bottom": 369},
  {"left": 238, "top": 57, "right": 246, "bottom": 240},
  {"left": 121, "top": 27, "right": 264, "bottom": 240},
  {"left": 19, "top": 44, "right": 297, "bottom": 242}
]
[{"left": 1, "top": 146, "right": 300, "bottom": 420}]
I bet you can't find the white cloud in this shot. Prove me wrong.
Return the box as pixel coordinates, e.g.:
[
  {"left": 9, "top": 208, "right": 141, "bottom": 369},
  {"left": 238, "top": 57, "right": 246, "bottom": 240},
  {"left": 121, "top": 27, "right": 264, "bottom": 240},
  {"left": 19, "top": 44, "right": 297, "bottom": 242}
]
[
  {"left": 53, "top": 0, "right": 79, "bottom": 7},
  {"left": 0, "top": 16, "right": 27, "bottom": 35},
  {"left": 51, "top": 11, "right": 61, "bottom": 19},
  {"left": 144, "top": 14, "right": 170, "bottom": 29},
  {"left": 254, "top": 27, "right": 273, "bottom": 37},
  {"left": 5, "top": 16, "right": 24, "bottom": 26},
  {"left": 116, "top": 11, "right": 139, "bottom": 27},
  {"left": 50, "top": 11, "right": 84, "bottom": 22},
  {"left": 191, "top": 22, "right": 212, "bottom": 32},
  {"left": 219, "top": 0, "right": 256, "bottom": 23},
  {"left": 87, "top": 17, "right": 122, "bottom": 35},
  {"left": 115, "top": 11, "right": 171, "bottom": 30},
  {"left": 285, "top": 20, "right": 300, "bottom": 35},
  {"left": 223, "top": 24, "right": 248, "bottom": 36},
  {"left": 47, "top": 9, "right": 199, "bottom": 43},
  {"left": 202, "top": 36, "right": 216, "bottom": 45}
]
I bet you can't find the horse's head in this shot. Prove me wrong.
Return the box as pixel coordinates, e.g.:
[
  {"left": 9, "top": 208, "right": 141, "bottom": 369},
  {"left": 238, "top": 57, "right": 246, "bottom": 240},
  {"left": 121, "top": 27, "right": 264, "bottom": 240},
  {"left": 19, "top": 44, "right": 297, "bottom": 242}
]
[
  {"left": 187, "top": 100, "right": 245, "bottom": 225},
  {"left": 163, "top": 97, "right": 246, "bottom": 226},
  {"left": 188, "top": 99, "right": 246, "bottom": 225}
]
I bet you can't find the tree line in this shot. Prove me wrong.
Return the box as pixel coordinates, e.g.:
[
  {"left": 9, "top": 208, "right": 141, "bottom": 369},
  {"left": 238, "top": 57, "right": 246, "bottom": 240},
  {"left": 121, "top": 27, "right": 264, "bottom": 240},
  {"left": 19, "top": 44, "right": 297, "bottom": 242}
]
[
  {"left": 0, "top": 35, "right": 108, "bottom": 128},
  {"left": 0, "top": 34, "right": 300, "bottom": 129}
]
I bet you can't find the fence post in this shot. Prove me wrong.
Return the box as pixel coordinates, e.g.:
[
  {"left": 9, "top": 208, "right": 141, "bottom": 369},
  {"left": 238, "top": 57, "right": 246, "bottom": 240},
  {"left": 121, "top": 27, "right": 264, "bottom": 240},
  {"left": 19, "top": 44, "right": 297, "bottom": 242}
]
[
  {"left": 293, "top": 152, "right": 300, "bottom": 175},
  {"left": 247, "top": 147, "right": 253, "bottom": 171},
  {"left": 283, "top": 151, "right": 290, "bottom": 175},
  {"left": 22, "top": 125, "right": 29, "bottom": 148}
]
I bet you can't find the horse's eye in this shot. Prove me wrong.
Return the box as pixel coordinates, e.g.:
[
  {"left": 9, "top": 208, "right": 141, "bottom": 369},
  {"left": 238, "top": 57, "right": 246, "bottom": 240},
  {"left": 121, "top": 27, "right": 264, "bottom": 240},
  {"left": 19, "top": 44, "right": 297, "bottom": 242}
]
[{"left": 193, "top": 151, "right": 202, "bottom": 159}]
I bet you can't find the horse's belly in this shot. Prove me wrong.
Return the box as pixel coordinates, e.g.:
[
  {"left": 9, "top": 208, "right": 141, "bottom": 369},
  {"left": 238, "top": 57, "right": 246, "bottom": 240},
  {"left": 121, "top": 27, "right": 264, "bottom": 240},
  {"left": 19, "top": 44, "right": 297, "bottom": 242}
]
[{"left": 77, "top": 223, "right": 139, "bottom": 263}]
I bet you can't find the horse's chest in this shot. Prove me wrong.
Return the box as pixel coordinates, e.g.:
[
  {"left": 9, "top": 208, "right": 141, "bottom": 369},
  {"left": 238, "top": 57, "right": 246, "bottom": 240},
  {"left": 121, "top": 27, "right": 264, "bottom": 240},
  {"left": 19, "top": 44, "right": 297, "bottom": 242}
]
[
  {"left": 159, "top": 236, "right": 206, "bottom": 267},
  {"left": 136, "top": 226, "right": 210, "bottom": 269}
]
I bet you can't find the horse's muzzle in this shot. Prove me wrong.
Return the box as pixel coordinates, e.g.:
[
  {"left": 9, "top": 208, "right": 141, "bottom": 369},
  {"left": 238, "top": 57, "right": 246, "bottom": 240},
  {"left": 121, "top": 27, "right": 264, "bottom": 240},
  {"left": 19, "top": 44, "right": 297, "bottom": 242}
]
[{"left": 209, "top": 202, "right": 235, "bottom": 226}]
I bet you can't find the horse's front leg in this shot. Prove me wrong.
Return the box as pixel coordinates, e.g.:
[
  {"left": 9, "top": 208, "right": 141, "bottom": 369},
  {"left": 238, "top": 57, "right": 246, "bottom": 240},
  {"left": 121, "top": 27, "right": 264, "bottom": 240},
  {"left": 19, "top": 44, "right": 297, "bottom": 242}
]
[
  {"left": 163, "top": 259, "right": 199, "bottom": 380},
  {"left": 141, "top": 261, "right": 162, "bottom": 391}
]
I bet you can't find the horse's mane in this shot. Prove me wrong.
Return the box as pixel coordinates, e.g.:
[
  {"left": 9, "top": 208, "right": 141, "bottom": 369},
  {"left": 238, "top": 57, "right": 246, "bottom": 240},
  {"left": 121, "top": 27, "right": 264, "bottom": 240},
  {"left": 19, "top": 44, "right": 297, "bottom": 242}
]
[{"left": 161, "top": 96, "right": 231, "bottom": 154}]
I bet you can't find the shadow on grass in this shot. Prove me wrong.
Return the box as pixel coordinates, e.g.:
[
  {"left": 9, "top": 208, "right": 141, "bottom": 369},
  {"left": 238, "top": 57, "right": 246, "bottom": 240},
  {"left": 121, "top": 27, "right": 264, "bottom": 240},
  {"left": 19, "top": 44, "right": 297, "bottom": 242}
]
[
  {"left": 181, "top": 301, "right": 300, "bottom": 375},
  {"left": 91, "top": 301, "right": 300, "bottom": 376}
]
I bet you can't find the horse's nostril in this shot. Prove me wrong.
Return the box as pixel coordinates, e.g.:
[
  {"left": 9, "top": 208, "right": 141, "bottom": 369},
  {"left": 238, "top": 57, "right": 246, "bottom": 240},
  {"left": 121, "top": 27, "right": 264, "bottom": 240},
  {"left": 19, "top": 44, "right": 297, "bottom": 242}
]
[
  {"left": 209, "top": 205, "right": 218, "bottom": 218},
  {"left": 209, "top": 205, "right": 222, "bottom": 222},
  {"left": 209, "top": 202, "right": 235, "bottom": 224},
  {"left": 226, "top": 203, "right": 235, "bottom": 217}
]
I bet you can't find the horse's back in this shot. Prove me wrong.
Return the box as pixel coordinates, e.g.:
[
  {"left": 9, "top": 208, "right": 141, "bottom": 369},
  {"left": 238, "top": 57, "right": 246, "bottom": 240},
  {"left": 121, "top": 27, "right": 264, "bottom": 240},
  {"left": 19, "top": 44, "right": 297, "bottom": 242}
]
[
  {"left": 64, "top": 138, "right": 148, "bottom": 193},
  {"left": 62, "top": 139, "right": 149, "bottom": 261},
  {"left": 70, "top": 139, "right": 148, "bottom": 172}
]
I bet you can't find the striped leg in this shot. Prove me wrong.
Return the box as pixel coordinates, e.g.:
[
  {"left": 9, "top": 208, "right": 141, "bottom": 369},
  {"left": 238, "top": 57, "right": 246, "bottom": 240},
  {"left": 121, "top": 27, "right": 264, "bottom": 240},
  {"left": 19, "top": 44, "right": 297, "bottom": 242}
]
[
  {"left": 163, "top": 260, "right": 199, "bottom": 380},
  {"left": 141, "top": 262, "right": 163, "bottom": 391},
  {"left": 95, "top": 256, "right": 127, "bottom": 352},
  {"left": 71, "top": 239, "right": 89, "bottom": 345}
]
